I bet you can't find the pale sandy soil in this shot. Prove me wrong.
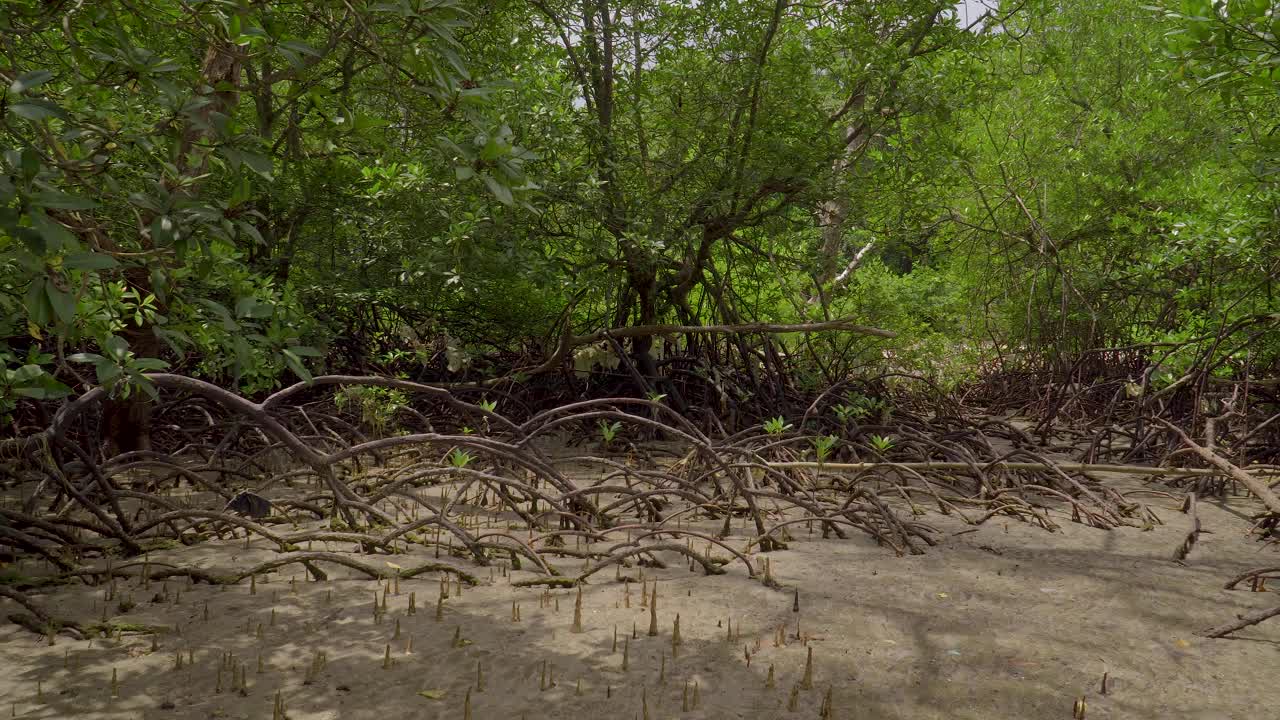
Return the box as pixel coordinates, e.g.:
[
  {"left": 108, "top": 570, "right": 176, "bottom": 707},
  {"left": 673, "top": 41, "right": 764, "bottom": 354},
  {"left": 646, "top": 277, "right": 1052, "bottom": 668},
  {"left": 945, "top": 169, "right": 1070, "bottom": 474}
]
[{"left": 1, "top": 474, "right": 1277, "bottom": 720}]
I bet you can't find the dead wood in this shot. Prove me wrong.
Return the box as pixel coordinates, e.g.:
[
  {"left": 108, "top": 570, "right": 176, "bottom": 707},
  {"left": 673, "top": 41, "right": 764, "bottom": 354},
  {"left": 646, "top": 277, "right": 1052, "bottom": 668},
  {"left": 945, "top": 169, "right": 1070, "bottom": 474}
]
[
  {"left": 1156, "top": 419, "right": 1280, "bottom": 517},
  {"left": 1198, "top": 605, "right": 1280, "bottom": 639}
]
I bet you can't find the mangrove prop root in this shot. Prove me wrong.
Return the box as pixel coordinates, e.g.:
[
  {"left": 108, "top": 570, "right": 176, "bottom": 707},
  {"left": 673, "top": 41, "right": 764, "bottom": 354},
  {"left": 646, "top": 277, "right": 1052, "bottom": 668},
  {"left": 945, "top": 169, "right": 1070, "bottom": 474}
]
[{"left": 4, "top": 372, "right": 1279, "bottom": 640}]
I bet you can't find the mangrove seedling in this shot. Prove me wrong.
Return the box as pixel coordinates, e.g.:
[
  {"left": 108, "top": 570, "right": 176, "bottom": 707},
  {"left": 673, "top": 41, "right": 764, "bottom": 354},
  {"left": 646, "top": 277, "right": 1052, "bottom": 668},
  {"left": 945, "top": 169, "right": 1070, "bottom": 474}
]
[
  {"left": 868, "top": 434, "right": 895, "bottom": 453},
  {"left": 598, "top": 420, "right": 623, "bottom": 446},
  {"left": 764, "top": 416, "right": 792, "bottom": 435},
  {"left": 812, "top": 434, "right": 838, "bottom": 465}
]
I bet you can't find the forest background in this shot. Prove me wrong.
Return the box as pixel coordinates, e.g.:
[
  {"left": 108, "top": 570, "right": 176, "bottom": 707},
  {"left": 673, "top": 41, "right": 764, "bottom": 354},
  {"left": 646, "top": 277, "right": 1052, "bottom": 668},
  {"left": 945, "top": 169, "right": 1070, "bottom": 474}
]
[{"left": 2, "top": 0, "right": 1277, "bottom": 437}]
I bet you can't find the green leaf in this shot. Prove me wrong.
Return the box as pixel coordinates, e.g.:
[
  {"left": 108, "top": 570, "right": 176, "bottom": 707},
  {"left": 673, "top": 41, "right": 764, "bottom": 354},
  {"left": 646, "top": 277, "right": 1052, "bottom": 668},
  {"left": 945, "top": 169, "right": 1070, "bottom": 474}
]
[
  {"left": 237, "top": 221, "right": 264, "bottom": 246},
  {"left": 45, "top": 285, "right": 77, "bottom": 323},
  {"left": 150, "top": 216, "right": 176, "bottom": 246},
  {"left": 10, "top": 70, "right": 53, "bottom": 94},
  {"left": 478, "top": 137, "right": 506, "bottom": 162},
  {"left": 68, "top": 353, "right": 105, "bottom": 363},
  {"left": 8, "top": 100, "right": 65, "bottom": 122},
  {"left": 438, "top": 47, "right": 468, "bottom": 78},
  {"left": 221, "top": 147, "right": 274, "bottom": 179},
  {"left": 281, "top": 349, "right": 313, "bottom": 382},
  {"left": 229, "top": 175, "right": 252, "bottom": 207},
  {"left": 30, "top": 191, "right": 98, "bottom": 211},
  {"left": 35, "top": 373, "right": 71, "bottom": 398},
  {"left": 24, "top": 279, "right": 51, "bottom": 326},
  {"left": 150, "top": 267, "right": 168, "bottom": 305},
  {"left": 287, "top": 345, "right": 323, "bottom": 357},
  {"left": 20, "top": 147, "right": 40, "bottom": 178},
  {"left": 64, "top": 252, "right": 119, "bottom": 271},
  {"left": 95, "top": 362, "right": 122, "bottom": 386},
  {"left": 104, "top": 335, "right": 130, "bottom": 361},
  {"left": 132, "top": 374, "right": 159, "bottom": 400},
  {"left": 155, "top": 329, "right": 191, "bottom": 354},
  {"left": 234, "top": 296, "right": 273, "bottom": 319},
  {"left": 417, "top": 690, "right": 447, "bottom": 700},
  {"left": 482, "top": 175, "right": 514, "bottom": 205},
  {"left": 13, "top": 370, "right": 71, "bottom": 400},
  {"left": 436, "top": 136, "right": 472, "bottom": 160},
  {"left": 352, "top": 114, "right": 387, "bottom": 131},
  {"left": 280, "top": 39, "right": 323, "bottom": 58},
  {"left": 458, "top": 87, "right": 496, "bottom": 106},
  {"left": 11, "top": 364, "right": 44, "bottom": 384},
  {"left": 13, "top": 227, "right": 45, "bottom": 254},
  {"left": 196, "top": 299, "right": 232, "bottom": 319},
  {"left": 29, "top": 212, "right": 77, "bottom": 252},
  {"left": 132, "top": 358, "right": 169, "bottom": 371},
  {"left": 276, "top": 46, "right": 305, "bottom": 71}
]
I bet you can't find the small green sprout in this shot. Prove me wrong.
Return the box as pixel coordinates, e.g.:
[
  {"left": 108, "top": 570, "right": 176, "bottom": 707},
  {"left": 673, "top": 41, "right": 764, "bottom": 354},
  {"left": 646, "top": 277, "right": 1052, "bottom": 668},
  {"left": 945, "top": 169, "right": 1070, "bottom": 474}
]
[
  {"left": 812, "top": 435, "right": 838, "bottom": 464},
  {"left": 763, "top": 416, "right": 792, "bottom": 435},
  {"left": 598, "top": 420, "right": 623, "bottom": 444},
  {"left": 868, "top": 435, "right": 895, "bottom": 453},
  {"left": 448, "top": 448, "right": 474, "bottom": 468},
  {"left": 833, "top": 404, "right": 858, "bottom": 425}
]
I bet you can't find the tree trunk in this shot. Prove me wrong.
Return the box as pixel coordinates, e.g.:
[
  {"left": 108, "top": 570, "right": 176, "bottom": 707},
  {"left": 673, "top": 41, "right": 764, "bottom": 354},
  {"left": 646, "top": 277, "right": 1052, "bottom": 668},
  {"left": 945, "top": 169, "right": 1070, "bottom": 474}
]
[
  {"left": 809, "top": 119, "right": 874, "bottom": 304},
  {"left": 101, "top": 36, "right": 242, "bottom": 455}
]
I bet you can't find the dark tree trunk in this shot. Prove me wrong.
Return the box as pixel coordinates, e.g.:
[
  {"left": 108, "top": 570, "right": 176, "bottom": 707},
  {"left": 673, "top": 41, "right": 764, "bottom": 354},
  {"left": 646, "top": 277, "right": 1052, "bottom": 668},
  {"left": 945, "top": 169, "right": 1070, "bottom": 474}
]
[
  {"left": 101, "top": 325, "right": 160, "bottom": 456},
  {"left": 100, "top": 37, "right": 242, "bottom": 456}
]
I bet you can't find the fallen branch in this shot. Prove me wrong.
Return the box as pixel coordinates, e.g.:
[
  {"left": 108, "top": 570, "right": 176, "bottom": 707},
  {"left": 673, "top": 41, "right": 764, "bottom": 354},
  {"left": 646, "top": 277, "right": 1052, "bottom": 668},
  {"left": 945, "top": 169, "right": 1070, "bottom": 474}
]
[
  {"left": 768, "top": 460, "right": 1279, "bottom": 478},
  {"left": 1156, "top": 419, "right": 1280, "bottom": 517},
  {"left": 0, "top": 586, "right": 85, "bottom": 639},
  {"left": 1223, "top": 567, "right": 1280, "bottom": 590},
  {"left": 1198, "top": 605, "right": 1280, "bottom": 638},
  {"left": 69, "top": 552, "right": 480, "bottom": 586}
]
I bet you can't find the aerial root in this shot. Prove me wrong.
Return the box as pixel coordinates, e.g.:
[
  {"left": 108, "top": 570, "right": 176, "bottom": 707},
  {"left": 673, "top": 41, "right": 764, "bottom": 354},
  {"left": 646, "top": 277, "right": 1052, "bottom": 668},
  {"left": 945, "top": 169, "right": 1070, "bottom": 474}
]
[{"left": 5, "top": 375, "right": 1271, "bottom": 642}]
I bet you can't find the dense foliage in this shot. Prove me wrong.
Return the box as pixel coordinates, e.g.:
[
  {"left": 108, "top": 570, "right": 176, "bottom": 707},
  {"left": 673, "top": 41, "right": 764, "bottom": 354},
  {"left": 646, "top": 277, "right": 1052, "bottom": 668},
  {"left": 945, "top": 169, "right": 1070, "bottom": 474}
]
[{"left": 2, "top": 0, "right": 1277, "bottom": 423}]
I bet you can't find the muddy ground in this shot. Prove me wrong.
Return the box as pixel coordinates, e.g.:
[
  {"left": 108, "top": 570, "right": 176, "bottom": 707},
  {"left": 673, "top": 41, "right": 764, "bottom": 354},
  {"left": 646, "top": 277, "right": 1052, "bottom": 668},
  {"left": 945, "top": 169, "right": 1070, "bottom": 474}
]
[{"left": 1, "top": 466, "right": 1277, "bottom": 720}]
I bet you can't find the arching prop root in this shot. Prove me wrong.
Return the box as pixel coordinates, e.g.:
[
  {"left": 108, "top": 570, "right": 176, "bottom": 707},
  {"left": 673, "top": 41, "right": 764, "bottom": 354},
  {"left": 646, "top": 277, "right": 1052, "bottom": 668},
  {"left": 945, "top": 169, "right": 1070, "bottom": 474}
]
[{"left": 6, "top": 373, "right": 1278, "bottom": 639}]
